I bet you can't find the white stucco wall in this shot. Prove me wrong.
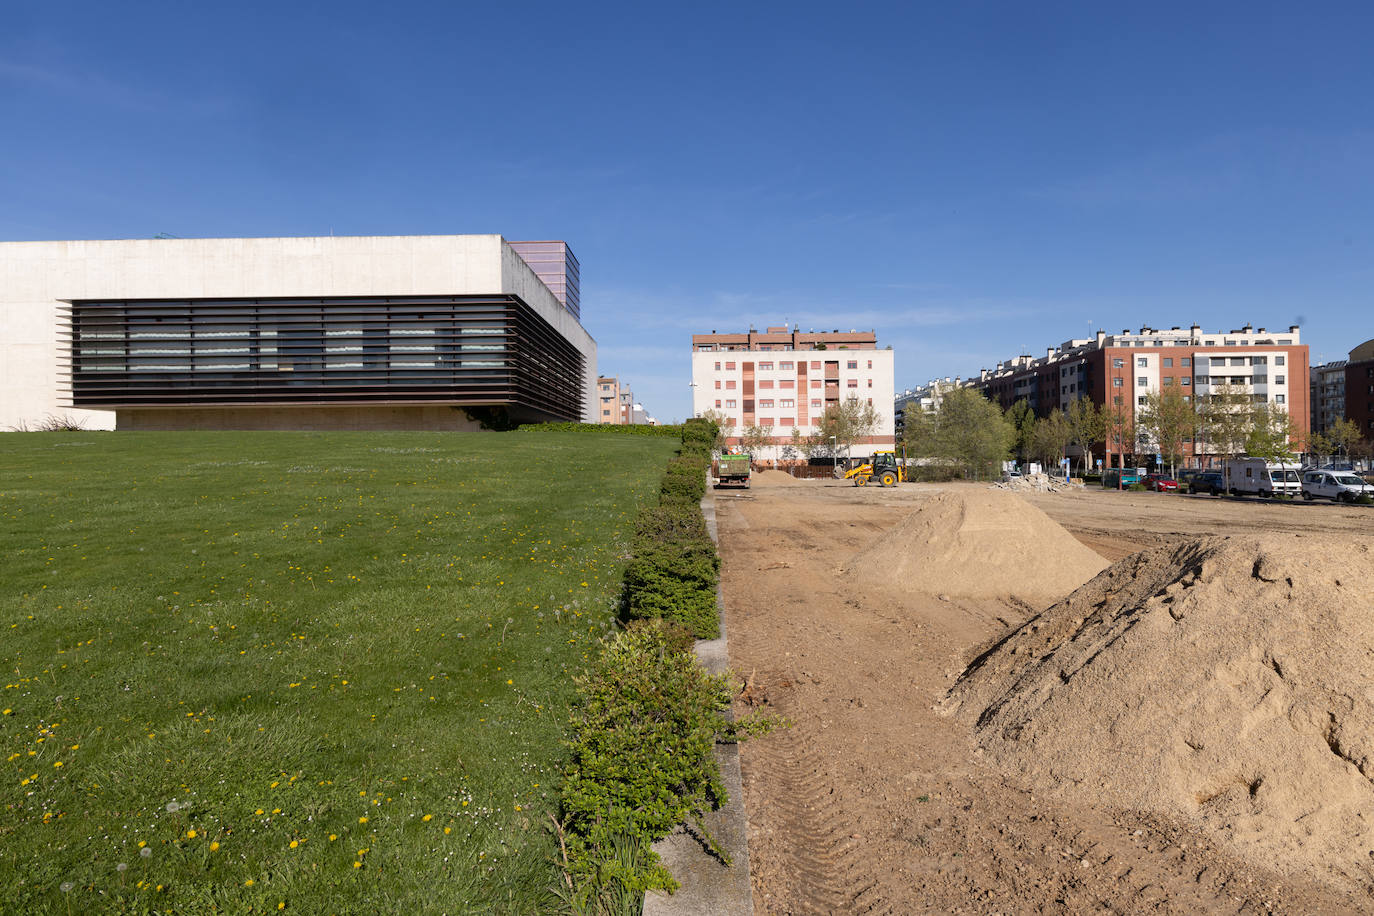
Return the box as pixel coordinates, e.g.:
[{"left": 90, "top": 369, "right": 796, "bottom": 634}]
[{"left": 0, "top": 235, "right": 598, "bottom": 429}]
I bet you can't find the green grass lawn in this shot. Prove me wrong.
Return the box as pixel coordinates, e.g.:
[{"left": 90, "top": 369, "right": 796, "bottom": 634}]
[{"left": 0, "top": 430, "right": 677, "bottom": 914}]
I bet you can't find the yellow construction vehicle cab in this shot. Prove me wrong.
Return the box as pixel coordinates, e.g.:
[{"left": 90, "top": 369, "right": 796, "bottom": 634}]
[{"left": 837, "top": 449, "right": 907, "bottom": 487}]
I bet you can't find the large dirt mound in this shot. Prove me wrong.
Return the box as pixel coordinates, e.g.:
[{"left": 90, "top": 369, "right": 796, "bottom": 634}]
[
  {"left": 752, "top": 469, "right": 804, "bottom": 487},
  {"left": 844, "top": 489, "right": 1108, "bottom": 604},
  {"left": 943, "top": 534, "right": 1374, "bottom": 891}
]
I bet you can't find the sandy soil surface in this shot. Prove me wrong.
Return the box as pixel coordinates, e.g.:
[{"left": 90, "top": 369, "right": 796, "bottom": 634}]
[{"left": 721, "top": 479, "right": 1374, "bottom": 914}]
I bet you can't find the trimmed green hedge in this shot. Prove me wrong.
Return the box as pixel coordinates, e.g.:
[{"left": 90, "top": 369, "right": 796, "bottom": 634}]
[
  {"left": 518, "top": 421, "right": 683, "bottom": 438},
  {"left": 557, "top": 418, "right": 742, "bottom": 909},
  {"left": 560, "top": 620, "right": 736, "bottom": 900}
]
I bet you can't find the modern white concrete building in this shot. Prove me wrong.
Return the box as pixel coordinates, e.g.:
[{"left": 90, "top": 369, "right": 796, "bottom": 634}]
[
  {"left": 1, "top": 235, "right": 597, "bottom": 430},
  {"left": 690, "top": 325, "right": 896, "bottom": 459}
]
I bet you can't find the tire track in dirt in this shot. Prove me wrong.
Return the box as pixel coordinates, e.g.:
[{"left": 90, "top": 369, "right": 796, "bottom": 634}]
[{"left": 738, "top": 669, "right": 898, "bottom": 916}]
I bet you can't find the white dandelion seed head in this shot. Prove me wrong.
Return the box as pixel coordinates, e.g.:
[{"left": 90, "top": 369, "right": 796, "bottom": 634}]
[
  {"left": 116, "top": 863, "right": 128, "bottom": 872},
  {"left": 60, "top": 882, "right": 74, "bottom": 893},
  {"left": 140, "top": 847, "right": 152, "bottom": 858}
]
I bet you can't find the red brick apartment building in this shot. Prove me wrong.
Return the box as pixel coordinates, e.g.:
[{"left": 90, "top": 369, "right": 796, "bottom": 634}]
[
  {"left": 1346, "top": 339, "right": 1374, "bottom": 438},
  {"left": 689, "top": 326, "right": 896, "bottom": 458},
  {"left": 971, "top": 324, "right": 1310, "bottom": 469}
]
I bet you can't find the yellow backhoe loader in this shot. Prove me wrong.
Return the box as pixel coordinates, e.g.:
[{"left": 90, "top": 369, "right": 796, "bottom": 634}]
[{"left": 835, "top": 449, "right": 907, "bottom": 487}]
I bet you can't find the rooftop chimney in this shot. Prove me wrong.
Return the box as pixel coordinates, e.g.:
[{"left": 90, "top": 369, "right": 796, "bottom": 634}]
[
  {"left": 1047, "top": 347, "right": 1054, "bottom": 359},
  {"left": 1290, "top": 325, "right": 1300, "bottom": 333},
  {"left": 1096, "top": 330, "right": 1106, "bottom": 345}
]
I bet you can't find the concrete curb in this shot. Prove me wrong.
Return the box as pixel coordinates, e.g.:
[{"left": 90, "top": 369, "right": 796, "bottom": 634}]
[{"left": 643, "top": 487, "right": 753, "bottom": 916}]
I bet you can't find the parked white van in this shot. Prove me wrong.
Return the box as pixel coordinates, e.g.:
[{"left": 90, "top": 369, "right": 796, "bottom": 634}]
[
  {"left": 1301, "top": 469, "right": 1374, "bottom": 503},
  {"left": 1224, "top": 458, "right": 1301, "bottom": 498}
]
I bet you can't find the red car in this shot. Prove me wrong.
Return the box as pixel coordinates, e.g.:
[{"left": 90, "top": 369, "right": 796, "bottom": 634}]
[{"left": 1142, "top": 474, "right": 1178, "bottom": 492}]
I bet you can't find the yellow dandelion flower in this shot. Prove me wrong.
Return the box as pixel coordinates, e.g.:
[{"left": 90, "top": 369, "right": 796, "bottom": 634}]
[
  {"left": 1, "top": 709, "right": 10, "bottom": 715},
  {"left": 422, "top": 814, "right": 432, "bottom": 822},
  {"left": 53, "top": 761, "right": 63, "bottom": 768},
  {"left": 352, "top": 861, "right": 362, "bottom": 868},
  {"left": 210, "top": 842, "right": 220, "bottom": 851},
  {"left": 514, "top": 805, "right": 522, "bottom": 811},
  {"left": 255, "top": 808, "right": 264, "bottom": 815},
  {"left": 358, "top": 816, "right": 367, "bottom": 824},
  {"left": 186, "top": 829, "right": 197, "bottom": 838},
  {"left": 272, "top": 808, "right": 281, "bottom": 814},
  {"left": 245, "top": 878, "right": 255, "bottom": 887},
  {"left": 270, "top": 781, "right": 279, "bottom": 788},
  {"left": 444, "top": 826, "right": 452, "bottom": 835}
]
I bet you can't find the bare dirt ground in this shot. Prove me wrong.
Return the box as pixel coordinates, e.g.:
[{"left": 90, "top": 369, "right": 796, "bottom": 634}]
[{"left": 720, "top": 480, "right": 1374, "bottom": 915}]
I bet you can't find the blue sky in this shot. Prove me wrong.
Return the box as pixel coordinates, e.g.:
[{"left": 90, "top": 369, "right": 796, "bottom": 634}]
[{"left": 4, "top": 2, "right": 1371, "bottom": 421}]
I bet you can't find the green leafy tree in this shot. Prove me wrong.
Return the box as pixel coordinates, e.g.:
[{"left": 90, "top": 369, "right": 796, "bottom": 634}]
[
  {"left": 1104, "top": 395, "right": 1135, "bottom": 470},
  {"left": 816, "top": 397, "right": 881, "bottom": 460},
  {"left": 900, "top": 405, "right": 939, "bottom": 459},
  {"left": 1307, "top": 429, "right": 1333, "bottom": 463},
  {"left": 1198, "top": 383, "right": 1254, "bottom": 485},
  {"left": 1065, "top": 397, "right": 1107, "bottom": 474},
  {"left": 926, "top": 387, "right": 1014, "bottom": 479},
  {"left": 740, "top": 423, "right": 773, "bottom": 459},
  {"left": 1325, "top": 417, "right": 1361, "bottom": 459},
  {"left": 1029, "top": 409, "right": 1073, "bottom": 469},
  {"left": 1246, "top": 402, "right": 1298, "bottom": 464},
  {"left": 1136, "top": 388, "right": 1198, "bottom": 476},
  {"left": 1005, "top": 399, "right": 1036, "bottom": 462}
]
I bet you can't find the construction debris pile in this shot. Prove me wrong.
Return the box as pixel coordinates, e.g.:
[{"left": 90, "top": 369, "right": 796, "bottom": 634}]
[
  {"left": 942, "top": 533, "right": 1374, "bottom": 893},
  {"left": 991, "top": 472, "right": 1080, "bottom": 493}
]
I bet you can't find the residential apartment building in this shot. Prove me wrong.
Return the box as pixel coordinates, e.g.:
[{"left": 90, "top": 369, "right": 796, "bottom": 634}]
[
  {"left": 690, "top": 325, "right": 895, "bottom": 458},
  {"left": 596, "top": 376, "right": 622, "bottom": 423},
  {"left": 1, "top": 235, "right": 597, "bottom": 430},
  {"left": 1310, "top": 359, "right": 1348, "bottom": 436},
  {"left": 1346, "top": 338, "right": 1374, "bottom": 438},
  {"left": 971, "top": 324, "right": 1309, "bottom": 468},
  {"left": 595, "top": 375, "right": 655, "bottom": 425}
]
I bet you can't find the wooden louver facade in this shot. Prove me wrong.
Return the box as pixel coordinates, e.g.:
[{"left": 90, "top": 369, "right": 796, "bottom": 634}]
[{"left": 60, "top": 295, "right": 585, "bottom": 422}]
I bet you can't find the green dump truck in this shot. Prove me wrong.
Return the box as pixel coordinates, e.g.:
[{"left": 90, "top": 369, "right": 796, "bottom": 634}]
[{"left": 716, "top": 454, "right": 752, "bottom": 489}]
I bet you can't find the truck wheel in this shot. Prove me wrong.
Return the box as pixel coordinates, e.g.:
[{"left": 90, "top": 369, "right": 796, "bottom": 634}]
[
  {"left": 854, "top": 475, "right": 868, "bottom": 487},
  {"left": 878, "top": 470, "right": 897, "bottom": 487},
  {"left": 1302, "top": 491, "right": 1313, "bottom": 500}
]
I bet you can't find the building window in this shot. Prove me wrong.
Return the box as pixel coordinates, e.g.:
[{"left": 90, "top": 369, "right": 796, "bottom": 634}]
[
  {"left": 867, "top": 360, "right": 873, "bottom": 369},
  {"left": 1137, "top": 358, "right": 1148, "bottom": 367},
  {"left": 1231, "top": 357, "right": 1245, "bottom": 366},
  {"left": 1138, "top": 396, "right": 1148, "bottom": 405},
  {"left": 1163, "top": 377, "right": 1174, "bottom": 386},
  {"left": 1112, "top": 377, "right": 1123, "bottom": 387},
  {"left": 811, "top": 379, "right": 822, "bottom": 389},
  {"left": 759, "top": 361, "right": 774, "bottom": 370},
  {"left": 780, "top": 398, "right": 795, "bottom": 408},
  {"left": 726, "top": 380, "right": 736, "bottom": 390},
  {"left": 1163, "top": 358, "right": 1173, "bottom": 367},
  {"left": 1112, "top": 358, "right": 1124, "bottom": 368},
  {"left": 713, "top": 362, "right": 720, "bottom": 371},
  {"left": 1252, "top": 356, "right": 1267, "bottom": 365},
  {"left": 1113, "top": 396, "right": 1123, "bottom": 406},
  {"left": 759, "top": 399, "right": 774, "bottom": 408},
  {"left": 847, "top": 379, "right": 858, "bottom": 388},
  {"left": 758, "top": 417, "right": 774, "bottom": 426},
  {"left": 1181, "top": 357, "right": 1191, "bottom": 367},
  {"left": 725, "top": 399, "right": 736, "bottom": 408},
  {"left": 866, "top": 379, "right": 873, "bottom": 388},
  {"left": 1275, "top": 374, "right": 1285, "bottom": 384},
  {"left": 779, "top": 417, "right": 794, "bottom": 426},
  {"left": 1211, "top": 357, "right": 1225, "bottom": 366},
  {"left": 810, "top": 399, "right": 822, "bottom": 408},
  {"left": 601, "top": 409, "right": 610, "bottom": 416},
  {"left": 811, "top": 361, "right": 821, "bottom": 369},
  {"left": 780, "top": 361, "right": 793, "bottom": 370},
  {"left": 714, "top": 399, "right": 721, "bottom": 408},
  {"left": 1138, "top": 377, "right": 1148, "bottom": 387},
  {"left": 1275, "top": 355, "right": 1285, "bottom": 365},
  {"left": 847, "top": 360, "right": 858, "bottom": 369},
  {"left": 714, "top": 380, "right": 721, "bottom": 389},
  {"left": 725, "top": 361, "right": 736, "bottom": 370},
  {"left": 1275, "top": 394, "right": 1286, "bottom": 404},
  {"left": 780, "top": 378, "right": 795, "bottom": 389},
  {"left": 759, "top": 379, "right": 774, "bottom": 389},
  {"left": 1181, "top": 377, "right": 1191, "bottom": 386}
]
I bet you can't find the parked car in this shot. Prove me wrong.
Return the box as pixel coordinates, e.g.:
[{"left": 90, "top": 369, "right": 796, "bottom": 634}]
[
  {"left": 1101, "top": 469, "right": 1142, "bottom": 488},
  {"left": 1142, "top": 474, "right": 1178, "bottom": 492},
  {"left": 1301, "top": 470, "right": 1374, "bottom": 503},
  {"left": 1186, "top": 471, "right": 1226, "bottom": 496}
]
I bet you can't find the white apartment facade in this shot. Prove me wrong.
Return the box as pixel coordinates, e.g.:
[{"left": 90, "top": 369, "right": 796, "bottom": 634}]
[{"left": 690, "top": 325, "right": 895, "bottom": 459}]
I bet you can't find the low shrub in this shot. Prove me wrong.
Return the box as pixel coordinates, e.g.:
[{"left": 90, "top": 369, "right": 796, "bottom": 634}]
[
  {"left": 519, "top": 422, "right": 683, "bottom": 438},
  {"left": 559, "top": 620, "right": 767, "bottom": 904},
  {"left": 623, "top": 547, "right": 720, "bottom": 639},
  {"left": 660, "top": 471, "right": 707, "bottom": 506},
  {"left": 1127, "top": 482, "right": 1147, "bottom": 491}
]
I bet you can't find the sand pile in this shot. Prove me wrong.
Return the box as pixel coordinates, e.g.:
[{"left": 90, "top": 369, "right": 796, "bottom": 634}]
[
  {"left": 843, "top": 490, "right": 1108, "bottom": 604},
  {"left": 752, "top": 469, "right": 804, "bottom": 487},
  {"left": 942, "top": 533, "right": 1374, "bottom": 891},
  {"left": 993, "top": 472, "right": 1079, "bottom": 493}
]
